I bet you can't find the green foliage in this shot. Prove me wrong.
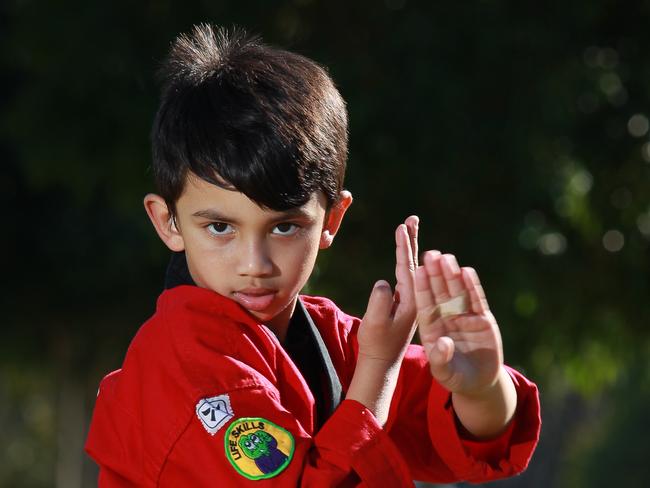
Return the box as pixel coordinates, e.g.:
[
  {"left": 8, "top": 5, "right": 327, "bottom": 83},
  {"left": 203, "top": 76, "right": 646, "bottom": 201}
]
[
  {"left": 1, "top": 0, "right": 649, "bottom": 486},
  {"left": 0, "top": 366, "right": 57, "bottom": 487},
  {"left": 560, "top": 352, "right": 650, "bottom": 487}
]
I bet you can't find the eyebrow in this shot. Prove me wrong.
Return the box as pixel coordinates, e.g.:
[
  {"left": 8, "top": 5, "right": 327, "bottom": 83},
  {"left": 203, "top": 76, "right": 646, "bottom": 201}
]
[
  {"left": 191, "top": 207, "right": 314, "bottom": 223},
  {"left": 191, "top": 209, "right": 235, "bottom": 221}
]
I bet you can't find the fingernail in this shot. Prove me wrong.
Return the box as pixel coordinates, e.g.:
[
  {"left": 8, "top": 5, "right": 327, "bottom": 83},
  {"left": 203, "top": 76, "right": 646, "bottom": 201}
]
[
  {"left": 443, "top": 254, "right": 460, "bottom": 274},
  {"left": 425, "top": 250, "right": 440, "bottom": 266}
]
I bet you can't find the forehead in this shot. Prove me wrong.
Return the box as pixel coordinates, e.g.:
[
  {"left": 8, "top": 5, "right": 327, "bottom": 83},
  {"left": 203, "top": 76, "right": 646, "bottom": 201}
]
[{"left": 178, "top": 174, "right": 327, "bottom": 221}]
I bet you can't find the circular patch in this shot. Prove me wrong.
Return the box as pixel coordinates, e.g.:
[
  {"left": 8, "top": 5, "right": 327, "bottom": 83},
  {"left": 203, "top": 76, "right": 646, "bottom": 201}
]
[{"left": 224, "top": 417, "right": 295, "bottom": 480}]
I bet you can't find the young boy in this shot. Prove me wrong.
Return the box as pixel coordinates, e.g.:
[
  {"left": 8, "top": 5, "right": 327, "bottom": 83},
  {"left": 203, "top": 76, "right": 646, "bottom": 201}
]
[{"left": 85, "top": 24, "right": 540, "bottom": 487}]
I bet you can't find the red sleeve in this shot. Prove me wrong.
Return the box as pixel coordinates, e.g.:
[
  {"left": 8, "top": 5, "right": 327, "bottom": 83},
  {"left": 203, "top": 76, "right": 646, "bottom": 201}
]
[
  {"left": 158, "top": 387, "right": 414, "bottom": 487},
  {"left": 384, "top": 345, "right": 541, "bottom": 484}
]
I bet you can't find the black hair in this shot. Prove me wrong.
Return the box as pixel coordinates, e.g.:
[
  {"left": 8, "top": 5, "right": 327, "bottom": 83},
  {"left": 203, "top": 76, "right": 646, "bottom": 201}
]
[{"left": 151, "top": 24, "right": 349, "bottom": 214}]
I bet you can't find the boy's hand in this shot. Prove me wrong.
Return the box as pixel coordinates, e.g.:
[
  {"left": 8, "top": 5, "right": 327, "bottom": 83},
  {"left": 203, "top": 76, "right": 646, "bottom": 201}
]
[
  {"left": 356, "top": 216, "right": 419, "bottom": 366},
  {"left": 346, "top": 216, "right": 418, "bottom": 426},
  {"left": 415, "top": 251, "right": 503, "bottom": 396}
]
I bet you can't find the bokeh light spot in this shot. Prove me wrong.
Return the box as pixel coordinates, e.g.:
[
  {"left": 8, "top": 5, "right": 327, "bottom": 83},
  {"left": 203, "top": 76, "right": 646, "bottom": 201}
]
[
  {"left": 599, "top": 72, "right": 622, "bottom": 96},
  {"left": 7, "top": 439, "right": 35, "bottom": 469},
  {"left": 598, "top": 47, "right": 619, "bottom": 69},
  {"left": 627, "top": 114, "right": 649, "bottom": 137},
  {"left": 515, "top": 292, "right": 538, "bottom": 317},
  {"left": 602, "top": 229, "right": 625, "bottom": 252},
  {"left": 642, "top": 142, "right": 650, "bottom": 163},
  {"left": 570, "top": 170, "right": 593, "bottom": 195},
  {"left": 608, "top": 87, "right": 628, "bottom": 107},
  {"left": 538, "top": 232, "right": 567, "bottom": 255},
  {"left": 637, "top": 213, "right": 650, "bottom": 237}
]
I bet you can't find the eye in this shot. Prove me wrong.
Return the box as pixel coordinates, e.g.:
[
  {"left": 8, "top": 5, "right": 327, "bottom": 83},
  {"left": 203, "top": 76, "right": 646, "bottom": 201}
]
[
  {"left": 272, "top": 223, "right": 299, "bottom": 236},
  {"left": 245, "top": 440, "right": 254, "bottom": 450},
  {"left": 206, "top": 222, "right": 234, "bottom": 236},
  {"left": 251, "top": 434, "right": 261, "bottom": 444}
]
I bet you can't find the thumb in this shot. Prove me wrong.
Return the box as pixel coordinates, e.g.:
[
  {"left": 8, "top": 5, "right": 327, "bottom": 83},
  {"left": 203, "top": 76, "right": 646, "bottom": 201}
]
[
  {"left": 425, "top": 336, "right": 455, "bottom": 384},
  {"left": 362, "top": 280, "right": 394, "bottom": 326}
]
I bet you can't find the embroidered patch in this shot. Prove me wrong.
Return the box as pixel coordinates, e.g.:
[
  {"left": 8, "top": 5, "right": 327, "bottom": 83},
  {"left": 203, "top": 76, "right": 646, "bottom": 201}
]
[
  {"left": 196, "top": 394, "right": 234, "bottom": 435},
  {"left": 224, "top": 417, "right": 295, "bottom": 480}
]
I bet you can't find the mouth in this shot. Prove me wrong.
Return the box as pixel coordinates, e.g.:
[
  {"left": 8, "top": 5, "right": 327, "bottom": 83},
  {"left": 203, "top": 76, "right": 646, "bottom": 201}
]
[{"left": 232, "top": 288, "right": 277, "bottom": 312}]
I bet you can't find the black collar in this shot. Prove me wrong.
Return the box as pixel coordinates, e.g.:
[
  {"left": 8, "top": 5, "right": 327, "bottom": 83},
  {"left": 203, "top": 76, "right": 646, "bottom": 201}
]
[
  {"left": 285, "top": 298, "right": 343, "bottom": 429},
  {"left": 164, "top": 251, "right": 196, "bottom": 289}
]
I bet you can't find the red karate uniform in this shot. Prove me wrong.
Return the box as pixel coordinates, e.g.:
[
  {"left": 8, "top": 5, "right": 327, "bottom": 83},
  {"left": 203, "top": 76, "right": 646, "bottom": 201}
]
[{"left": 85, "top": 285, "right": 540, "bottom": 487}]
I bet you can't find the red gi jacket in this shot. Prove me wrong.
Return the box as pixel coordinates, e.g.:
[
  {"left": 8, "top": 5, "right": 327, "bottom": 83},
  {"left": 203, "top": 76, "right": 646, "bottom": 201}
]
[{"left": 85, "top": 285, "right": 540, "bottom": 487}]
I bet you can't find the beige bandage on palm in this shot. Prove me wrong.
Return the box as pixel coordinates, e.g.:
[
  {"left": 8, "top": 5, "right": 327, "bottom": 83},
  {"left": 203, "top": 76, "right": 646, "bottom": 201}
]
[{"left": 427, "top": 291, "right": 470, "bottom": 322}]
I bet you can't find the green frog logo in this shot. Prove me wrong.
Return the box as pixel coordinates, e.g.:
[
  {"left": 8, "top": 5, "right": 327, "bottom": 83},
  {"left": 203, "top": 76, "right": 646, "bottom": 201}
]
[
  {"left": 225, "top": 417, "right": 294, "bottom": 480},
  {"left": 238, "top": 430, "right": 288, "bottom": 474}
]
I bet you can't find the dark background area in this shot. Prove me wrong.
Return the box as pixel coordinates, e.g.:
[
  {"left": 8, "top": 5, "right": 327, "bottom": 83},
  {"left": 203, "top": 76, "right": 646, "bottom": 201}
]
[{"left": 1, "top": 1, "right": 649, "bottom": 486}]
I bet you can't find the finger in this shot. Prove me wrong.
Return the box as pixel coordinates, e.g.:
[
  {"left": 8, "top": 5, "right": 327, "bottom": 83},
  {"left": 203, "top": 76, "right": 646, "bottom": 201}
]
[
  {"left": 426, "top": 336, "right": 455, "bottom": 384},
  {"left": 461, "top": 267, "right": 490, "bottom": 314},
  {"left": 395, "top": 223, "right": 416, "bottom": 275},
  {"left": 441, "top": 254, "right": 465, "bottom": 298},
  {"left": 404, "top": 215, "right": 419, "bottom": 267},
  {"left": 424, "top": 250, "right": 447, "bottom": 304},
  {"left": 363, "top": 280, "right": 394, "bottom": 325},
  {"left": 394, "top": 224, "right": 416, "bottom": 297},
  {"left": 414, "top": 265, "right": 436, "bottom": 311},
  {"left": 394, "top": 225, "right": 417, "bottom": 327},
  {"left": 415, "top": 265, "right": 445, "bottom": 343}
]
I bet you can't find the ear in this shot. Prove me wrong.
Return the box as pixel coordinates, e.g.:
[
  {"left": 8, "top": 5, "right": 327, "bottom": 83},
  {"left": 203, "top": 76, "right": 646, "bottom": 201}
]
[
  {"left": 320, "top": 190, "right": 353, "bottom": 249},
  {"left": 143, "top": 193, "right": 185, "bottom": 252}
]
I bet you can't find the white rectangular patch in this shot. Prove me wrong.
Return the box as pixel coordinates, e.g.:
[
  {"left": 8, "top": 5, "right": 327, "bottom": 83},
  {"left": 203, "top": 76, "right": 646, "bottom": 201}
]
[{"left": 196, "top": 394, "right": 234, "bottom": 435}]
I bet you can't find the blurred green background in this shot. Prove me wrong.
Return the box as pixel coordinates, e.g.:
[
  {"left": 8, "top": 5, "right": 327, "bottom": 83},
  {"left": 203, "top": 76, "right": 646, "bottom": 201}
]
[{"left": 1, "top": 0, "right": 649, "bottom": 486}]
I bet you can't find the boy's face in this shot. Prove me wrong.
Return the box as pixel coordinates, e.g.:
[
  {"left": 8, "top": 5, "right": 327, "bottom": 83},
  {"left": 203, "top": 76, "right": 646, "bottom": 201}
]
[{"left": 145, "top": 174, "right": 351, "bottom": 333}]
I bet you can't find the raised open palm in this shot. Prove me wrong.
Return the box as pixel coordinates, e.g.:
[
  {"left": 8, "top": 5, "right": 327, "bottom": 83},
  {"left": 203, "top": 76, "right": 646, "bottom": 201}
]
[{"left": 415, "top": 251, "right": 504, "bottom": 395}]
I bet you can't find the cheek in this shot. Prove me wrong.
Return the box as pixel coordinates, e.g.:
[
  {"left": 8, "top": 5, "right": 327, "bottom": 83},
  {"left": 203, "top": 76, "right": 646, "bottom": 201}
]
[
  {"left": 294, "top": 236, "right": 321, "bottom": 275},
  {"left": 276, "top": 235, "right": 320, "bottom": 278},
  {"left": 184, "top": 236, "right": 235, "bottom": 287}
]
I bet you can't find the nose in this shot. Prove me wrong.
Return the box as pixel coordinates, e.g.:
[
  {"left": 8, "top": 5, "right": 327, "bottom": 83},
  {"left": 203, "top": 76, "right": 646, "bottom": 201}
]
[{"left": 237, "top": 238, "right": 274, "bottom": 277}]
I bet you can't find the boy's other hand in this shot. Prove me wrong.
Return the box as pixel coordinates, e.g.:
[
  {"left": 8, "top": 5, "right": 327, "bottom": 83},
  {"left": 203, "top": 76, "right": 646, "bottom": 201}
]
[
  {"left": 347, "top": 217, "right": 418, "bottom": 425},
  {"left": 415, "top": 251, "right": 503, "bottom": 396},
  {"left": 356, "top": 216, "right": 419, "bottom": 367}
]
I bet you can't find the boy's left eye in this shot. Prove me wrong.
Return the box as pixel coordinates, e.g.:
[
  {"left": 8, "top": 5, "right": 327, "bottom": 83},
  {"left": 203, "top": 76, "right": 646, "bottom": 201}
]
[
  {"left": 206, "top": 222, "right": 234, "bottom": 236},
  {"left": 272, "top": 223, "right": 299, "bottom": 236}
]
